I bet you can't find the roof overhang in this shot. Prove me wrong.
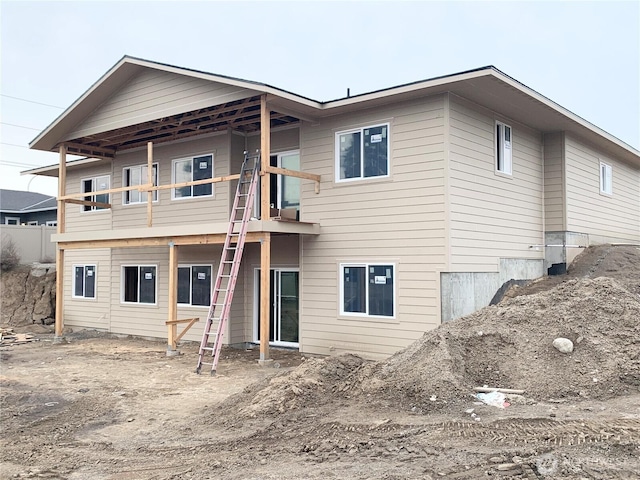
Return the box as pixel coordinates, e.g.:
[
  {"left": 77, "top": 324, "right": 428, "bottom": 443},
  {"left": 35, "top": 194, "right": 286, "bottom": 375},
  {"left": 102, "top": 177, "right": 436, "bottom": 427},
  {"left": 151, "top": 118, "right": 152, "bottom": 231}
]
[{"left": 28, "top": 57, "right": 639, "bottom": 171}]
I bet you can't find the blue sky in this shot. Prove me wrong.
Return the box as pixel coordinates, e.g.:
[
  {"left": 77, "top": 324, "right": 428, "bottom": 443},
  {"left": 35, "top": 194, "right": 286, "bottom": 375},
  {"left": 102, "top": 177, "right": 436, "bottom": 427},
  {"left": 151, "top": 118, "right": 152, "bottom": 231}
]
[{"left": 1, "top": 0, "right": 638, "bottom": 196}]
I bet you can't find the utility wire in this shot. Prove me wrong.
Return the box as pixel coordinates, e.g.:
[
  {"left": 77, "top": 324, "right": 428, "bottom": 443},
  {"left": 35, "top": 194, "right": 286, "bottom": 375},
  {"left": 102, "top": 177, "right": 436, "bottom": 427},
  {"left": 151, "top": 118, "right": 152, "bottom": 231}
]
[
  {"left": 1, "top": 94, "right": 64, "bottom": 109},
  {"left": 1, "top": 142, "right": 29, "bottom": 149},
  {"left": 0, "top": 160, "right": 45, "bottom": 168},
  {"left": 1, "top": 122, "right": 42, "bottom": 131}
]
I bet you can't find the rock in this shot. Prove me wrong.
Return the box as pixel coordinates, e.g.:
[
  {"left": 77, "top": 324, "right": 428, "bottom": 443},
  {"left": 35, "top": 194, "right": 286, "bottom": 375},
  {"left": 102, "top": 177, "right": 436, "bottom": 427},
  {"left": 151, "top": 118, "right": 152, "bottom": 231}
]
[
  {"left": 552, "top": 337, "right": 574, "bottom": 353},
  {"left": 497, "top": 463, "right": 519, "bottom": 471}
]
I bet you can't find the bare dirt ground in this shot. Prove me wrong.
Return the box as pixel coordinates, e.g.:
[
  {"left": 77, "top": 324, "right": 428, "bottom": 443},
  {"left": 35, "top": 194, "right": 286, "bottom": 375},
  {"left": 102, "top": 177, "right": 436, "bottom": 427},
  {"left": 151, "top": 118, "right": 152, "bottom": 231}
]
[{"left": 2, "top": 245, "right": 639, "bottom": 479}]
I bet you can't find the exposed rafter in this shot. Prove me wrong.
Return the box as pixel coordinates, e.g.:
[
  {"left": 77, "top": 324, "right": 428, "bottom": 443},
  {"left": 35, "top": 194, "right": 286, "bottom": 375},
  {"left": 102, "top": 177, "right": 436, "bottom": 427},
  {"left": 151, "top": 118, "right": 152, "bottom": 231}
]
[{"left": 66, "top": 95, "right": 300, "bottom": 154}]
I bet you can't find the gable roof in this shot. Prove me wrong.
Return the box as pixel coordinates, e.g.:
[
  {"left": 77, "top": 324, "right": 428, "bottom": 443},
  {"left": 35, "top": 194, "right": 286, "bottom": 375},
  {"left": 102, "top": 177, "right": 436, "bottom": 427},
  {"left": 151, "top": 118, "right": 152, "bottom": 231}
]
[
  {"left": 28, "top": 56, "right": 639, "bottom": 168},
  {"left": 0, "top": 189, "right": 57, "bottom": 213}
]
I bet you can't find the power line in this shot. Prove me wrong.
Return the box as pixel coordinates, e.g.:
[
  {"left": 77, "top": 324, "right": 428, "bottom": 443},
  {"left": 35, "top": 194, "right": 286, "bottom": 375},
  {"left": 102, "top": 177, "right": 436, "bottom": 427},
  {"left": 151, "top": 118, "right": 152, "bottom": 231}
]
[
  {"left": 1, "top": 122, "right": 42, "bottom": 131},
  {"left": 1, "top": 142, "right": 29, "bottom": 149},
  {"left": 1, "top": 94, "right": 64, "bottom": 109},
  {"left": 0, "top": 160, "right": 46, "bottom": 168}
]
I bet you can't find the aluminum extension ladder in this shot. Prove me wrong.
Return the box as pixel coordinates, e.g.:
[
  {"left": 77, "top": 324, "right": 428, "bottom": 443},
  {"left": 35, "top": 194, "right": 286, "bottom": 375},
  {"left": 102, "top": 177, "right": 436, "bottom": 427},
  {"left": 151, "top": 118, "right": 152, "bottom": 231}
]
[{"left": 195, "top": 151, "right": 260, "bottom": 375}]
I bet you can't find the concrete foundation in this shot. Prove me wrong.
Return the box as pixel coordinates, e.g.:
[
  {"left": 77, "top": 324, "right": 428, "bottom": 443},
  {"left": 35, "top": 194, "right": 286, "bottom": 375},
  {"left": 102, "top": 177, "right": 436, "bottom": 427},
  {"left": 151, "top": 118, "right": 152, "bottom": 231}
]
[
  {"left": 544, "top": 231, "right": 589, "bottom": 274},
  {"left": 440, "top": 258, "right": 544, "bottom": 322}
]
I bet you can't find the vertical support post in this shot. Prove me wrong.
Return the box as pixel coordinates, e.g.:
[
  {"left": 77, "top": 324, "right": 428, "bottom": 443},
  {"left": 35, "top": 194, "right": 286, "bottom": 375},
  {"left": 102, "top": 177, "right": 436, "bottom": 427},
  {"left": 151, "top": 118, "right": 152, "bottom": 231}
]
[
  {"left": 147, "top": 141, "right": 153, "bottom": 228},
  {"left": 167, "top": 242, "right": 178, "bottom": 352},
  {"left": 55, "top": 145, "right": 67, "bottom": 339},
  {"left": 260, "top": 94, "right": 271, "bottom": 221},
  {"left": 259, "top": 233, "right": 271, "bottom": 362}
]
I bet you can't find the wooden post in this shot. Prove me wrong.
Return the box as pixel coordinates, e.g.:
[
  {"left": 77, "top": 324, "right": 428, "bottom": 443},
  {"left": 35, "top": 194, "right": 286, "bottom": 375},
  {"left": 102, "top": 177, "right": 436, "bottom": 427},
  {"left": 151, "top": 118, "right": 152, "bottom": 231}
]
[
  {"left": 259, "top": 233, "right": 271, "bottom": 362},
  {"left": 260, "top": 94, "right": 271, "bottom": 221},
  {"left": 147, "top": 142, "right": 153, "bottom": 227},
  {"left": 167, "top": 242, "right": 178, "bottom": 351},
  {"left": 55, "top": 145, "right": 67, "bottom": 338}
]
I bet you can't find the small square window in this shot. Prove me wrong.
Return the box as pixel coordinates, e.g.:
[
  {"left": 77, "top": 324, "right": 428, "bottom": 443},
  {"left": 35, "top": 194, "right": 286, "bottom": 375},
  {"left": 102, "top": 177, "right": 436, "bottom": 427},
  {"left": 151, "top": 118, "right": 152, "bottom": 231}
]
[
  {"left": 177, "top": 265, "right": 212, "bottom": 307},
  {"left": 122, "top": 265, "right": 156, "bottom": 304},
  {"left": 73, "top": 265, "right": 96, "bottom": 299},
  {"left": 172, "top": 155, "right": 214, "bottom": 199},
  {"left": 123, "top": 164, "right": 158, "bottom": 204},
  {"left": 495, "top": 122, "right": 512, "bottom": 175},
  {"left": 600, "top": 162, "right": 612, "bottom": 195},
  {"left": 82, "top": 175, "right": 110, "bottom": 211},
  {"left": 341, "top": 263, "right": 395, "bottom": 318},
  {"left": 336, "top": 124, "right": 389, "bottom": 182}
]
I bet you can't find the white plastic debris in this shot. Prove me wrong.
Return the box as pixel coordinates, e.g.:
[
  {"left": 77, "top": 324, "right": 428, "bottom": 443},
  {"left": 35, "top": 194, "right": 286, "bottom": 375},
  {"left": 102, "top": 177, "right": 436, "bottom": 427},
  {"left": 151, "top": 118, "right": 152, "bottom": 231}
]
[{"left": 476, "top": 391, "right": 508, "bottom": 408}]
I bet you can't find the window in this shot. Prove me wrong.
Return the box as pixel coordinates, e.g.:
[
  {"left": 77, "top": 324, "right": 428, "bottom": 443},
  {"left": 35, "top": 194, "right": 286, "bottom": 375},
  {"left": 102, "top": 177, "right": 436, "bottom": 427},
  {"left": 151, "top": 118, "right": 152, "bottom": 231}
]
[
  {"left": 27, "top": 221, "right": 39, "bottom": 226},
  {"left": 82, "top": 175, "right": 110, "bottom": 211},
  {"left": 177, "top": 265, "right": 212, "bottom": 307},
  {"left": 46, "top": 221, "right": 57, "bottom": 227},
  {"left": 173, "top": 154, "right": 213, "bottom": 199},
  {"left": 495, "top": 122, "right": 513, "bottom": 175},
  {"left": 600, "top": 162, "right": 612, "bottom": 195},
  {"left": 336, "top": 124, "right": 389, "bottom": 181},
  {"left": 123, "top": 163, "right": 158, "bottom": 204},
  {"left": 122, "top": 265, "right": 156, "bottom": 304},
  {"left": 341, "top": 263, "right": 395, "bottom": 318},
  {"left": 73, "top": 265, "right": 96, "bottom": 299},
  {"left": 5, "top": 217, "right": 20, "bottom": 225}
]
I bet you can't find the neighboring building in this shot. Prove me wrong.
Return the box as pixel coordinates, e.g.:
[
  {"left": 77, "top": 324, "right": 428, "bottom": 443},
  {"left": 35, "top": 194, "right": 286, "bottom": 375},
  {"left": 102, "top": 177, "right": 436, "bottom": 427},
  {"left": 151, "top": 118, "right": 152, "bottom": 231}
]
[
  {"left": 0, "top": 189, "right": 58, "bottom": 226},
  {"left": 26, "top": 57, "right": 640, "bottom": 360}
]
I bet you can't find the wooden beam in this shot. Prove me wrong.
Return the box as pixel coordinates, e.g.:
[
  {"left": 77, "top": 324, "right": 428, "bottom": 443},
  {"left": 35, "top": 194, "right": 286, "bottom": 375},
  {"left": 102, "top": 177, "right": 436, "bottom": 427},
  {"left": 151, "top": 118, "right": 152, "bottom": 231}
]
[
  {"left": 55, "top": 145, "right": 66, "bottom": 339},
  {"left": 57, "top": 231, "right": 265, "bottom": 250},
  {"left": 55, "top": 247, "right": 64, "bottom": 337},
  {"left": 147, "top": 142, "right": 153, "bottom": 227},
  {"left": 58, "top": 173, "right": 240, "bottom": 200},
  {"left": 64, "top": 198, "right": 112, "bottom": 209},
  {"left": 167, "top": 243, "right": 178, "bottom": 350},
  {"left": 260, "top": 94, "right": 271, "bottom": 220},
  {"left": 58, "top": 145, "right": 66, "bottom": 234},
  {"left": 259, "top": 233, "right": 271, "bottom": 361},
  {"left": 264, "top": 165, "right": 321, "bottom": 182},
  {"left": 63, "top": 142, "right": 116, "bottom": 158}
]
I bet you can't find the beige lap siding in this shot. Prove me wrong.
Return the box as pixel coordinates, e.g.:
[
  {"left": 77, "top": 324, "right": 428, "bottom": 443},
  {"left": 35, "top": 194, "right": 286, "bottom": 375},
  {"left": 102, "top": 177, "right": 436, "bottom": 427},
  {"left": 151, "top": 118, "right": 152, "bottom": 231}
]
[
  {"left": 63, "top": 249, "right": 111, "bottom": 330},
  {"left": 448, "top": 95, "right": 545, "bottom": 272},
  {"left": 65, "top": 68, "right": 259, "bottom": 140},
  {"left": 543, "top": 132, "right": 565, "bottom": 231},
  {"left": 300, "top": 94, "right": 447, "bottom": 359},
  {"left": 110, "top": 247, "right": 168, "bottom": 339},
  {"left": 63, "top": 166, "right": 113, "bottom": 233},
  {"left": 564, "top": 135, "right": 640, "bottom": 243},
  {"left": 111, "top": 134, "right": 232, "bottom": 230}
]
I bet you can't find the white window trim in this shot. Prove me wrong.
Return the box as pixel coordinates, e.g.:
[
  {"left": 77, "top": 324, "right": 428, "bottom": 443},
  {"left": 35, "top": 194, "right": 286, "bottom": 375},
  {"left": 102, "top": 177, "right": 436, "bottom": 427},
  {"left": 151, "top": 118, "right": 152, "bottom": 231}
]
[
  {"left": 339, "top": 262, "right": 396, "bottom": 319},
  {"left": 495, "top": 121, "right": 513, "bottom": 176},
  {"left": 120, "top": 264, "right": 158, "bottom": 306},
  {"left": 81, "top": 174, "right": 111, "bottom": 212},
  {"left": 335, "top": 123, "right": 391, "bottom": 183},
  {"left": 46, "top": 221, "right": 57, "bottom": 227},
  {"left": 177, "top": 264, "right": 213, "bottom": 308},
  {"left": 27, "top": 221, "right": 39, "bottom": 226},
  {"left": 72, "top": 264, "right": 97, "bottom": 300},
  {"left": 122, "top": 163, "right": 159, "bottom": 205},
  {"left": 171, "top": 154, "right": 215, "bottom": 200},
  {"left": 5, "top": 217, "right": 20, "bottom": 225},
  {"left": 599, "top": 161, "right": 613, "bottom": 195}
]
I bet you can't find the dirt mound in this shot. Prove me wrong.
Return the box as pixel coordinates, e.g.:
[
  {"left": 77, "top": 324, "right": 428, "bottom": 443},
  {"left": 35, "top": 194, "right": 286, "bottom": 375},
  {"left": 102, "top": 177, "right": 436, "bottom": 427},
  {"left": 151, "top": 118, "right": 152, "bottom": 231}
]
[
  {"left": 223, "top": 276, "right": 640, "bottom": 418},
  {"left": 504, "top": 244, "right": 640, "bottom": 299},
  {"left": 359, "top": 277, "right": 640, "bottom": 410}
]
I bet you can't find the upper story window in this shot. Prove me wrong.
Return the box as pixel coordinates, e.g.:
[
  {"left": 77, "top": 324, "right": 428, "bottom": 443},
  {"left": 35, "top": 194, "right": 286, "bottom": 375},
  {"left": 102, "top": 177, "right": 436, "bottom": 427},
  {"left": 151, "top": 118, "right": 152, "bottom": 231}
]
[
  {"left": 123, "top": 163, "right": 158, "bottom": 204},
  {"left": 341, "top": 263, "right": 395, "bottom": 318},
  {"left": 336, "top": 124, "right": 389, "bottom": 182},
  {"left": 177, "top": 265, "right": 212, "bottom": 307},
  {"left": 73, "top": 264, "right": 96, "bottom": 299},
  {"left": 82, "top": 175, "right": 110, "bottom": 211},
  {"left": 5, "top": 217, "right": 20, "bottom": 225},
  {"left": 495, "top": 122, "right": 513, "bottom": 175},
  {"left": 600, "top": 161, "right": 613, "bottom": 195},
  {"left": 46, "top": 221, "right": 57, "bottom": 227},
  {"left": 172, "top": 154, "right": 213, "bottom": 199}
]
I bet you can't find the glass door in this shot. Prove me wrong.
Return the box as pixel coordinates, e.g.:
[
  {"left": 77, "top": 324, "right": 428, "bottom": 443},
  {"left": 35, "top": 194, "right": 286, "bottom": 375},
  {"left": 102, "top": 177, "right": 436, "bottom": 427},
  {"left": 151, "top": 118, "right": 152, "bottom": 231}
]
[{"left": 254, "top": 268, "right": 299, "bottom": 347}]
